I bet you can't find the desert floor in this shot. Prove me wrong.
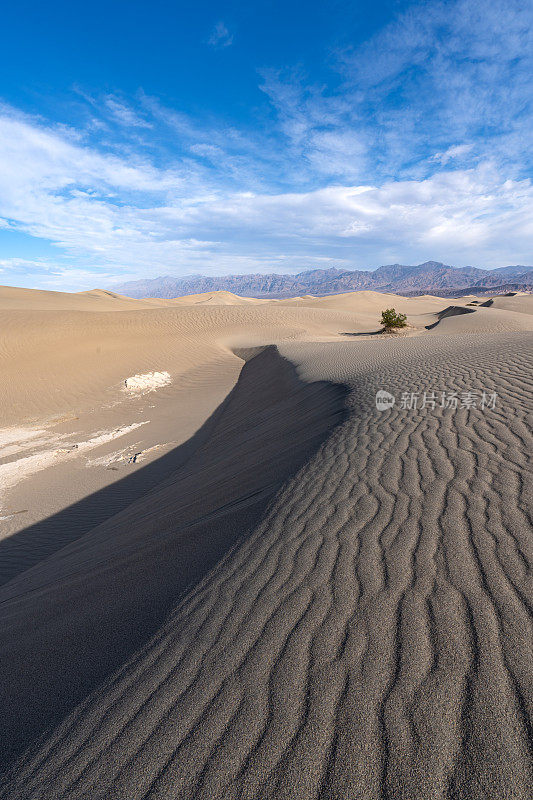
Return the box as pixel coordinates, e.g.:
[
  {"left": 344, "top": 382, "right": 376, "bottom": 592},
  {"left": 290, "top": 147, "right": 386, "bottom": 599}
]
[{"left": 0, "top": 285, "right": 531, "bottom": 799}]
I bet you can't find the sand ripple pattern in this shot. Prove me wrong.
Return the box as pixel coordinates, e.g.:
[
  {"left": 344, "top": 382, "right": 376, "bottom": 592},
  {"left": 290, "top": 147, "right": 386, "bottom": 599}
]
[{"left": 1, "top": 333, "right": 532, "bottom": 800}]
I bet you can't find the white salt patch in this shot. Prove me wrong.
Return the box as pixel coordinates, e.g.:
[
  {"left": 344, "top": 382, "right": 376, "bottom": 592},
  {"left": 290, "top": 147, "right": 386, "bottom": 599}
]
[
  {"left": 0, "top": 427, "right": 48, "bottom": 458},
  {"left": 0, "top": 422, "right": 148, "bottom": 499},
  {"left": 85, "top": 447, "right": 133, "bottom": 468},
  {"left": 76, "top": 423, "right": 148, "bottom": 451},
  {"left": 86, "top": 441, "right": 169, "bottom": 469},
  {"left": 123, "top": 371, "right": 171, "bottom": 393},
  {"left": 0, "top": 427, "right": 46, "bottom": 447}
]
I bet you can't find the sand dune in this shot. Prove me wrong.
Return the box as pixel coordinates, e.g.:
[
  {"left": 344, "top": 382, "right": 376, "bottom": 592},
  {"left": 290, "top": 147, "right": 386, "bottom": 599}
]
[
  {"left": 171, "top": 290, "right": 268, "bottom": 305},
  {"left": 0, "top": 285, "right": 178, "bottom": 312},
  {"left": 479, "top": 294, "right": 533, "bottom": 315},
  {"left": 427, "top": 305, "right": 533, "bottom": 334},
  {"left": 277, "top": 289, "right": 449, "bottom": 313},
  {"left": 0, "top": 293, "right": 371, "bottom": 574},
  {"left": 0, "top": 285, "right": 531, "bottom": 798}
]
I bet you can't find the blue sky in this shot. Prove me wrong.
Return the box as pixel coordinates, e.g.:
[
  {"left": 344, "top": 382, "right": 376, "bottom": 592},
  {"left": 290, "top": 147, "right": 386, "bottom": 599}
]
[{"left": 0, "top": 0, "right": 531, "bottom": 290}]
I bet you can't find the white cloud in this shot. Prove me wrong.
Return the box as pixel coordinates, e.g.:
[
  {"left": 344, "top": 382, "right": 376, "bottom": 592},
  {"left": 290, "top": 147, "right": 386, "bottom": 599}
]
[
  {"left": 432, "top": 144, "right": 474, "bottom": 164},
  {"left": 0, "top": 257, "right": 53, "bottom": 269},
  {"left": 0, "top": 108, "right": 184, "bottom": 195},
  {"left": 208, "top": 22, "right": 234, "bottom": 48},
  {"left": 0, "top": 102, "right": 531, "bottom": 289}
]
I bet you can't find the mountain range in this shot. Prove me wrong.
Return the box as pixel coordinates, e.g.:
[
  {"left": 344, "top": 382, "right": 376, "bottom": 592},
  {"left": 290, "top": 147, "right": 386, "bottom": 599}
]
[{"left": 112, "top": 261, "right": 533, "bottom": 299}]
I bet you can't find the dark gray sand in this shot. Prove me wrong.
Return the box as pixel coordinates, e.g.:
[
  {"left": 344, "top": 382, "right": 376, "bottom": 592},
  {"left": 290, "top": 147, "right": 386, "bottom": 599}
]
[{"left": 0, "top": 332, "right": 531, "bottom": 799}]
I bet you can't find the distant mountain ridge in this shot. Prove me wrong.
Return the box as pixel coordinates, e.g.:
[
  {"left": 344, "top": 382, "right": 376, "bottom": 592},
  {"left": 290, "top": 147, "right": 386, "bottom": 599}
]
[{"left": 112, "top": 262, "right": 533, "bottom": 299}]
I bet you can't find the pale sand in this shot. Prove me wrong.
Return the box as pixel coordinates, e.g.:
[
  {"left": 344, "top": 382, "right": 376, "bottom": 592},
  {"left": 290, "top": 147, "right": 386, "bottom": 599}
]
[{"left": 0, "top": 285, "right": 531, "bottom": 799}]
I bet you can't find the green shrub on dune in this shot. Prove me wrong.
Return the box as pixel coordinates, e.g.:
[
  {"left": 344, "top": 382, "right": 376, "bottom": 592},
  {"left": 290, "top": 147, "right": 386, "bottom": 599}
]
[{"left": 380, "top": 308, "right": 407, "bottom": 330}]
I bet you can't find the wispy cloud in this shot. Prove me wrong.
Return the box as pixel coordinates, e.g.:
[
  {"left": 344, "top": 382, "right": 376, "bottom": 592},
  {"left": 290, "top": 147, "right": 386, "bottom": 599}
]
[
  {"left": 208, "top": 21, "right": 234, "bottom": 48},
  {"left": 431, "top": 145, "right": 474, "bottom": 165},
  {"left": 262, "top": 0, "right": 532, "bottom": 182},
  {"left": 104, "top": 96, "right": 153, "bottom": 128}
]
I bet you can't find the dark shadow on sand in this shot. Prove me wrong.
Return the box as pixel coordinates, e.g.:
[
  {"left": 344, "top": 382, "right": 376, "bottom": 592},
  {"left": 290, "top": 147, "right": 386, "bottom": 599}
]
[
  {"left": 425, "top": 305, "right": 475, "bottom": 330},
  {"left": 0, "top": 378, "right": 234, "bottom": 588},
  {"left": 340, "top": 330, "right": 383, "bottom": 337}
]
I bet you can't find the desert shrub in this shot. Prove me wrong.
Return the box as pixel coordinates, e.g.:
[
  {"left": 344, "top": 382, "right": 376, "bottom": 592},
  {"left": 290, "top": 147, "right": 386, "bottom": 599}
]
[{"left": 380, "top": 308, "right": 407, "bottom": 330}]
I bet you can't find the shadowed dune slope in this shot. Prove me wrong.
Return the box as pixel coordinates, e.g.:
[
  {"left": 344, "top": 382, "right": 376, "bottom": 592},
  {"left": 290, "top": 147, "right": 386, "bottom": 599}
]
[
  {"left": 424, "top": 305, "right": 475, "bottom": 330},
  {"left": 0, "top": 332, "right": 531, "bottom": 800},
  {"left": 478, "top": 295, "right": 533, "bottom": 315},
  {"left": 425, "top": 305, "right": 533, "bottom": 333},
  {"left": 0, "top": 347, "right": 348, "bottom": 769}
]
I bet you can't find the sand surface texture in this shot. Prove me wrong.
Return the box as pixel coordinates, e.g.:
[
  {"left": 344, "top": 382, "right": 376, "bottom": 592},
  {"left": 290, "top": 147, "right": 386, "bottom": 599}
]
[{"left": 0, "top": 286, "right": 531, "bottom": 799}]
